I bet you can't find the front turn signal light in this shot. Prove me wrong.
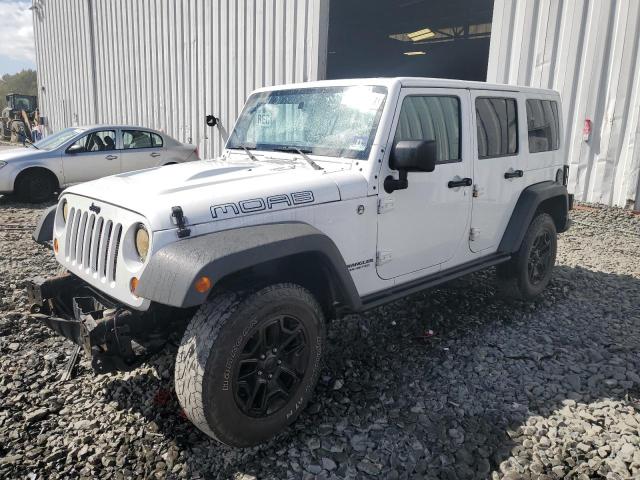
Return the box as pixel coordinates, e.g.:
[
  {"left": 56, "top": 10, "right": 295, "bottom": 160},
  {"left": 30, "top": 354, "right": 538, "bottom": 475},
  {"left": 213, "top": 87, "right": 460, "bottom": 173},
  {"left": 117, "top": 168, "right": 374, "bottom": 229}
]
[
  {"left": 53, "top": 238, "right": 59, "bottom": 254},
  {"left": 194, "top": 275, "right": 212, "bottom": 294},
  {"left": 130, "top": 277, "right": 139, "bottom": 295}
]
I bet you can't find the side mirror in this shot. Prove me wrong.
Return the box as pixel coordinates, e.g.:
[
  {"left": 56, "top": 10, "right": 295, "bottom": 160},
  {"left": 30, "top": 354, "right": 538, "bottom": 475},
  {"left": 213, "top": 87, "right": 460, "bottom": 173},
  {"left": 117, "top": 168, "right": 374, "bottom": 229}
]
[
  {"left": 384, "top": 140, "right": 437, "bottom": 193},
  {"left": 66, "top": 144, "right": 84, "bottom": 154},
  {"left": 205, "top": 114, "right": 218, "bottom": 127}
]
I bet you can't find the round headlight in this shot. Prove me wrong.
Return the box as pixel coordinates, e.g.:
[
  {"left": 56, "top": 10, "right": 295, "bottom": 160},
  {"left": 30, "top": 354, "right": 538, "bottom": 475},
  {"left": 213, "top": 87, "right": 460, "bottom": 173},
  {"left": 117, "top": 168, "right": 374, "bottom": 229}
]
[
  {"left": 62, "top": 200, "right": 69, "bottom": 223},
  {"left": 135, "top": 225, "right": 150, "bottom": 261}
]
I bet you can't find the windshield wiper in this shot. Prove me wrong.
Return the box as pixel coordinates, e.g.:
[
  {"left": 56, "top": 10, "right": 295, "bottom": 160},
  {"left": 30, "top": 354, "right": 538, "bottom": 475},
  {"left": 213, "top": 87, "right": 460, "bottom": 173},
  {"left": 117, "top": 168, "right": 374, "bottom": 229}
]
[
  {"left": 234, "top": 145, "right": 258, "bottom": 162},
  {"left": 271, "top": 146, "right": 323, "bottom": 171}
]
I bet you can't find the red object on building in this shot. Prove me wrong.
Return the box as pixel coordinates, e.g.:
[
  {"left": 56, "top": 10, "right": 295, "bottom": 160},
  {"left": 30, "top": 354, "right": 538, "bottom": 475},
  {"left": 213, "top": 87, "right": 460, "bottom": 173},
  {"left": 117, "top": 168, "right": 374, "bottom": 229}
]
[{"left": 583, "top": 118, "right": 592, "bottom": 141}]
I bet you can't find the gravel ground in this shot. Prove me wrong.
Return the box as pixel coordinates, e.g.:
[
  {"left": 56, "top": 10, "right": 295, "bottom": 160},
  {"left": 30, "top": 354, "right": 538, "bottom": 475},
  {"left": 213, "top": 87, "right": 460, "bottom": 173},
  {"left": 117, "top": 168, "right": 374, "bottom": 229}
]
[{"left": 0, "top": 198, "right": 639, "bottom": 480}]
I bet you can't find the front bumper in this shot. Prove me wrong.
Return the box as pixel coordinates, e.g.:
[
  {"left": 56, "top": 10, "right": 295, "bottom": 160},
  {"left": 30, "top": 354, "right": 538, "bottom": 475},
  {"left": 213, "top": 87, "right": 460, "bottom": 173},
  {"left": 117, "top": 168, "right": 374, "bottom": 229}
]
[{"left": 26, "top": 273, "right": 174, "bottom": 374}]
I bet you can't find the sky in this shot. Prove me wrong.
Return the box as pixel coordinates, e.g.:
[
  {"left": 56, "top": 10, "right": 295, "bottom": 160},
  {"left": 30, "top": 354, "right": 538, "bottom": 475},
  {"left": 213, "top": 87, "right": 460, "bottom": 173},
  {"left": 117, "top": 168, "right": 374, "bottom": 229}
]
[{"left": 0, "top": 0, "right": 36, "bottom": 75}]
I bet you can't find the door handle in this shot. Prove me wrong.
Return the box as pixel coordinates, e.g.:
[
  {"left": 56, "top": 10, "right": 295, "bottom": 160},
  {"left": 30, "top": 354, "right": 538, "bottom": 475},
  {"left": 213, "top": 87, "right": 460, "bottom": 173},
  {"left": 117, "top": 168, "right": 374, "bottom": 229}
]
[
  {"left": 448, "top": 177, "right": 472, "bottom": 188},
  {"left": 105, "top": 155, "right": 118, "bottom": 160},
  {"left": 150, "top": 152, "right": 161, "bottom": 158},
  {"left": 504, "top": 169, "right": 524, "bottom": 179}
]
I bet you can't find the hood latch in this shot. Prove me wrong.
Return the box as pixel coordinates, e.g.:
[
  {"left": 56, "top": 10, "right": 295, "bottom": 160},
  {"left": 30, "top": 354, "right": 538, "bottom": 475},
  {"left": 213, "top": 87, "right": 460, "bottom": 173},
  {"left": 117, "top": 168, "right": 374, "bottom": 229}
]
[{"left": 171, "top": 206, "right": 191, "bottom": 238}]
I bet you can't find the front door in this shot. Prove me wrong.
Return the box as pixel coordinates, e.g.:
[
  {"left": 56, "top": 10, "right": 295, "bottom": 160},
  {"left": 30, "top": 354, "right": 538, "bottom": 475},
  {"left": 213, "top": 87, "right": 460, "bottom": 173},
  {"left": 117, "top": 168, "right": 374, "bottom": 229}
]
[
  {"left": 62, "top": 129, "right": 120, "bottom": 185},
  {"left": 376, "top": 88, "right": 472, "bottom": 280},
  {"left": 469, "top": 91, "right": 525, "bottom": 252}
]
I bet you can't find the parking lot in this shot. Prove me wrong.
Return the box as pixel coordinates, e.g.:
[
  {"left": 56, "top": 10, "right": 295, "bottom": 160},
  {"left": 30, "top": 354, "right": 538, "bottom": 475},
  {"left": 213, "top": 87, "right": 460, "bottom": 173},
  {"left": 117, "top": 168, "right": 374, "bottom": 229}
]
[{"left": 0, "top": 196, "right": 639, "bottom": 479}]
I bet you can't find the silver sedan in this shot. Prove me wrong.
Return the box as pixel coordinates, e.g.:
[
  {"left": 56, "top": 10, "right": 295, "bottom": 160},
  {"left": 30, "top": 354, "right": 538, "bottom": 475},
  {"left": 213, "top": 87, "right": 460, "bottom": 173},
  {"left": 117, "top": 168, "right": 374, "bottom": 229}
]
[{"left": 0, "top": 125, "right": 199, "bottom": 202}]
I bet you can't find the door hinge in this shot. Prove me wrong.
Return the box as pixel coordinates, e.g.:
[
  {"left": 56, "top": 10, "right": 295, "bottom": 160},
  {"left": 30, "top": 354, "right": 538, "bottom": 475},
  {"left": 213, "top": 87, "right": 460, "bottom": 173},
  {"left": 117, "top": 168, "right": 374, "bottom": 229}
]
[
  {"left": 376, "top": 250, "right": 393, "bottom": 266},
  {"left": 469, "top": 228, "right": 480, "bottom": 241},
  {"left": 377, "top": 197, "right": 394, "bottom": 214}
]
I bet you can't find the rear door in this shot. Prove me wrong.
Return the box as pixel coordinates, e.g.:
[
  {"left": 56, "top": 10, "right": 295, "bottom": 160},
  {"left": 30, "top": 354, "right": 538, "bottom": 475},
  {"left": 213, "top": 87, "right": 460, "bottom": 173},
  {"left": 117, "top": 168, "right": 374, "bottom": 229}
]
[
  {"left": 376, "top": 88, "right": 472, "bottom": 279},
  {"left": 62, "top": 129, "right": 120, "bottom": 184},
  {"left": 121, "top": 129, "right": 165, "bottom": 172},
  {"left": 469, "top": 91, "right": 524, "bottom": 252}
]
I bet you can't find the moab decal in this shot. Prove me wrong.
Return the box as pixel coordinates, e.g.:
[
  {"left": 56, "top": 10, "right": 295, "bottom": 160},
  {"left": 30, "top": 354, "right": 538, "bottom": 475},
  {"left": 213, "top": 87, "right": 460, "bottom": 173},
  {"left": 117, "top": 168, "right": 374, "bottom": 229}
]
[{"left": 210, "top": 191, "right": 315, "bottom": 220}]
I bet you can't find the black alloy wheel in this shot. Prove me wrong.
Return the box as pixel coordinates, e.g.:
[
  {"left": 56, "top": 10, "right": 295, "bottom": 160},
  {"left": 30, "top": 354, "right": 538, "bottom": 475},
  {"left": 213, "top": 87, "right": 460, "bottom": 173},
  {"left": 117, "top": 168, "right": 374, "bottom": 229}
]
[
  {"left": 528, "top": 230, "right": 554, "bottom": 285},
  {"left": 234, "top": 314, "right": 309, "bottom": 417}
]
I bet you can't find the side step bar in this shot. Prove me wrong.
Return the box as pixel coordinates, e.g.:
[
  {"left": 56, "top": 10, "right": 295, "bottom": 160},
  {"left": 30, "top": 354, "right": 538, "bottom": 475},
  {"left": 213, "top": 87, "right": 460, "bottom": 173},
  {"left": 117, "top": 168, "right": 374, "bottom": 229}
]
[{"left": 361, "top": 253, "right": 511, "bottom": 310}]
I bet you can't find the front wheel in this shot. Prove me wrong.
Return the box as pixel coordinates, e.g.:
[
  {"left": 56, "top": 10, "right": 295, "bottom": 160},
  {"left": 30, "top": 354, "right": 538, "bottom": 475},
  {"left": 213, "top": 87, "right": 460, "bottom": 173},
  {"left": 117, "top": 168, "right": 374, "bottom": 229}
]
[
  {"left": 16, "top": 170, "right": 56, "bottom": 203},
  {"left": 10, "top": 120, "right": 24, "bottom": 143},
  {"left": 174, "top": 284, "right": 325, "bottom": 447},
  {"left": 497, "top": 213, "right": 558, "bottom": 300}
]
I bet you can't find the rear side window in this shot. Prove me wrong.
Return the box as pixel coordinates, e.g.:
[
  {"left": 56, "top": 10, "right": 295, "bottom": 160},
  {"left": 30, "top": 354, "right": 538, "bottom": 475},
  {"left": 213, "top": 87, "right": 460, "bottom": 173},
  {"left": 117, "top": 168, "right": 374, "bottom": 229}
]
[
  {"left": 526, "top": 99, "right": 560, "bottom": 153},
  {"left": 475, "top": 97, "right": 518, "bottom": 158},
  {"left": 394, "top": 95, "right": 461, "bottom": 163},
  {"left": 151, "top": 133, "right": 163, "bottom": 148},
  {"left": 123, "top": 130, "right": 153, "bottom": 149}
]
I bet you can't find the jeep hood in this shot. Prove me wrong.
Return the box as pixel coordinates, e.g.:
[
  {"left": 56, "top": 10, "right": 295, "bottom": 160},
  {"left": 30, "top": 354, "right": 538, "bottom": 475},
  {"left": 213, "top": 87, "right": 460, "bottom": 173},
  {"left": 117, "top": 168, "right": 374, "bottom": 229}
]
[{"left": 64, "top": 158, "right": 354, "bottom": 230}]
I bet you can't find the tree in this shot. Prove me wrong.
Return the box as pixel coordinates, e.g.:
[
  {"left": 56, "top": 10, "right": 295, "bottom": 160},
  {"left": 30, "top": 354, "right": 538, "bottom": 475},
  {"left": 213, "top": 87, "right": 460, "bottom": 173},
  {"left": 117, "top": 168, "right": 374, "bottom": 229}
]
[{"left": 0, "top": 69, "right": 38, "bottom": 103}]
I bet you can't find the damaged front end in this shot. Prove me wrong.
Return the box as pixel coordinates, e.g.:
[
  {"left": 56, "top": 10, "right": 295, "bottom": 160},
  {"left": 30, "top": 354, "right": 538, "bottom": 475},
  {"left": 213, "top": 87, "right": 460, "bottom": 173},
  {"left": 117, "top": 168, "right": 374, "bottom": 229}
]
[{"left": 26, "top": 272, "right": 187, "bottom": 374}]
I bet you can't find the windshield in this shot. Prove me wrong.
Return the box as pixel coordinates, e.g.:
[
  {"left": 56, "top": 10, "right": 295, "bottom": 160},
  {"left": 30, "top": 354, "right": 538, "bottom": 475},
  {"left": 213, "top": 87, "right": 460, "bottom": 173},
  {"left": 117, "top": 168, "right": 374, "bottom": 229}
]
[
  {"left": 227, "top": 85, "right": 387, "bottom": 160},
  {"left": 12, "top": 96, "right": 35, "bottom": 111},
  {"left": 33, "top": 127, "right": 85, "bottom": 151}
]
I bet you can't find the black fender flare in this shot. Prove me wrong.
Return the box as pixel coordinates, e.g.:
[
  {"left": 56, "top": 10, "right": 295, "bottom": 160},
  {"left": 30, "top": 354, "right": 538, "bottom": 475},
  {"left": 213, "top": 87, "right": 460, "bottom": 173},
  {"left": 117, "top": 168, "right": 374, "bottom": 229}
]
[
  {"left": 499, "top": 181, "right": 569, "bottom": 254},
  {"left": 137, "top": 222, "right": 362, "bottom": 310},
  {"left": 32, "top": 205, "right": 56, "bottom": 245}
]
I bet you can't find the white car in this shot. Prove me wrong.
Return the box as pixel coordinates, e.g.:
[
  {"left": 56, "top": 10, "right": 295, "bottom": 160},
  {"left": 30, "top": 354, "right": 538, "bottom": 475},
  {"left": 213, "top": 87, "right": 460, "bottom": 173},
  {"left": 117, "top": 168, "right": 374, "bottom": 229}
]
[
  {"left": 0, "top": 125, "right": 198, "bottom": 202},
  {"left": 31, "top": 78, "right": 572, "bottom": 447}
]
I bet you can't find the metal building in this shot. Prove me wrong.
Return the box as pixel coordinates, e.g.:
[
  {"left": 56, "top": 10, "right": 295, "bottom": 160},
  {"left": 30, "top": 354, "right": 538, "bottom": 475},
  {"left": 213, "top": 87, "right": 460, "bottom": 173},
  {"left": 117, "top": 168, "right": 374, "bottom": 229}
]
[
  {"left": 488, "top": 0, "right": 640, "bottom": 208},
  {"left": 32, "top": 0, "right": 640, "bottom": 208},
  {"left": 32, "top": 0, "right": 329, "bottom": 158}
]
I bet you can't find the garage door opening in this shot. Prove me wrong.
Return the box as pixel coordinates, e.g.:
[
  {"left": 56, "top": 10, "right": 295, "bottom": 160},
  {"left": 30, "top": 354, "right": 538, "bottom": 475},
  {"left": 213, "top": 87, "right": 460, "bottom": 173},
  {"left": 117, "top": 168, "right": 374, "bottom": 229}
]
[{"left": 326, "top": 0, "right": 494, "bottom": 81}]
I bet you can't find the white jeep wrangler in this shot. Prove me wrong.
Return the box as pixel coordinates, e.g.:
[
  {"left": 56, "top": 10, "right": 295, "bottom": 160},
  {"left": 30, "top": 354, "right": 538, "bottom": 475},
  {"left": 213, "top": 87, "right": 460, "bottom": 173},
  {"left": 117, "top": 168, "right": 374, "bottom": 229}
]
[{"left": 29, "top": 78, "right": 572, "bottom": 447}]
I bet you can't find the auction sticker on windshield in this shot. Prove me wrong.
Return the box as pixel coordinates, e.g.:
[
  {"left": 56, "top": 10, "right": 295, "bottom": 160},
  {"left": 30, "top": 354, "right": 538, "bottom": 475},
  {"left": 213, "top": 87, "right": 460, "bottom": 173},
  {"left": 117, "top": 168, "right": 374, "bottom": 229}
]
[{"left": 257, "top": 112, "right": 272, "bottom": 127}]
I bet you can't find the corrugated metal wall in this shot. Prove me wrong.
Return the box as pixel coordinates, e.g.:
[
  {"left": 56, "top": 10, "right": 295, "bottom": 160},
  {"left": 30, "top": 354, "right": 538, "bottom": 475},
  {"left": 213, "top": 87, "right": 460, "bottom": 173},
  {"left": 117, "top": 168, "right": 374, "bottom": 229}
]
[
  {"left": 32, "top": 0, "right": 329, "bottom": 158},
  {"left": 487, "top": 0, "right": 640, "bottom": 209}
]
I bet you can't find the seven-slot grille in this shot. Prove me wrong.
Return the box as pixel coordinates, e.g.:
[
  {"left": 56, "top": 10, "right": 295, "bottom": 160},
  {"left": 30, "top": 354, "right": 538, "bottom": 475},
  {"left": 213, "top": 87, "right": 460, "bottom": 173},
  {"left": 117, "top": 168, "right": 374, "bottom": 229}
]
[{"left": 64, "top": 207, "right": 122, "bottom": 282}]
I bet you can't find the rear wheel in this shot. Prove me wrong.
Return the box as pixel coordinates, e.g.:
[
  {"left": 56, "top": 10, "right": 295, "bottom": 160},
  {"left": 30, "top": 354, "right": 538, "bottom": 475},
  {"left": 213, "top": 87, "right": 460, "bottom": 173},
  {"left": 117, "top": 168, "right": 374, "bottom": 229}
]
[
  {"left": 175, "top": 283, "right": 325, "bottom": 447},
  {"left": 497, "top": 213, "right": 557, "bottom": 300},
  {"left": 16, "top": 170, "right": 56, "bottom": 203}
]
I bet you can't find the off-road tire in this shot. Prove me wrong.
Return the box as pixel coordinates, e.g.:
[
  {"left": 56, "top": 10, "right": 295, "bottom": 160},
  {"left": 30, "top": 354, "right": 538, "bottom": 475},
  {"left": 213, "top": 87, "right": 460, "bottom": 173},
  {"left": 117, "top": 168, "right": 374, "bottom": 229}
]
[
  {"left": 16, "top": 170, "right": 55, "bottom": 203},
  {"left": 497, "top": 213, "right": 557, "bottom": 300},
  {"left": 174, "top": 284, "right": 325, "bottom": 447}
]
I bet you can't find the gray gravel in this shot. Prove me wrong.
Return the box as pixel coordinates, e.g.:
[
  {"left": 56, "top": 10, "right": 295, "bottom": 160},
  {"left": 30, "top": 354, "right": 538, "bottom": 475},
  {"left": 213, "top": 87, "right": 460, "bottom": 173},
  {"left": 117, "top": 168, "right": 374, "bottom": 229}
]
[{"left": 1, "top": 198, "right": 639, "bottom": 480}]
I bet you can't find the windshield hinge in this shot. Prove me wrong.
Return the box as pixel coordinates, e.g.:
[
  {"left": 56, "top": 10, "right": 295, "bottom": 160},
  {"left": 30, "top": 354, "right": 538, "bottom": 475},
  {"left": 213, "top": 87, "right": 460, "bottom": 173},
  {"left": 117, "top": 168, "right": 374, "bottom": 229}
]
[
  {"left": 171, "top": 206, "right": 191, "bottom": 238},
  {"left": 376, "top": 250, "right": 393, "bottom": 266},
  {"left": 377, "top": 197, "right": 394, "bottom": 214}
]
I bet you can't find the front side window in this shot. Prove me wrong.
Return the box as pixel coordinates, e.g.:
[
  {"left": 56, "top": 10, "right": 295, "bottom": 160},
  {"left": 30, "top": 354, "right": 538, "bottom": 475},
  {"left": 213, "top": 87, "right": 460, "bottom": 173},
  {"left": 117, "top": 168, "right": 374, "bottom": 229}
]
[
  {"left": 526, "top": 99, "right": 560, "bottom": 153},
  {"left": 394, "top": 95, "right": 461, "bottom": 163},
  {"left": 227, "top": 86, "right": 387, "bottom": 160},
  {"left": 68, "top": 130, "right": 116, "bottom": 153},
  {"left": 123, "top": 130, "right": 154, "bottom": 149},
  {"left": 476, "top": 97, "right": 518, "bottom": 158}
]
